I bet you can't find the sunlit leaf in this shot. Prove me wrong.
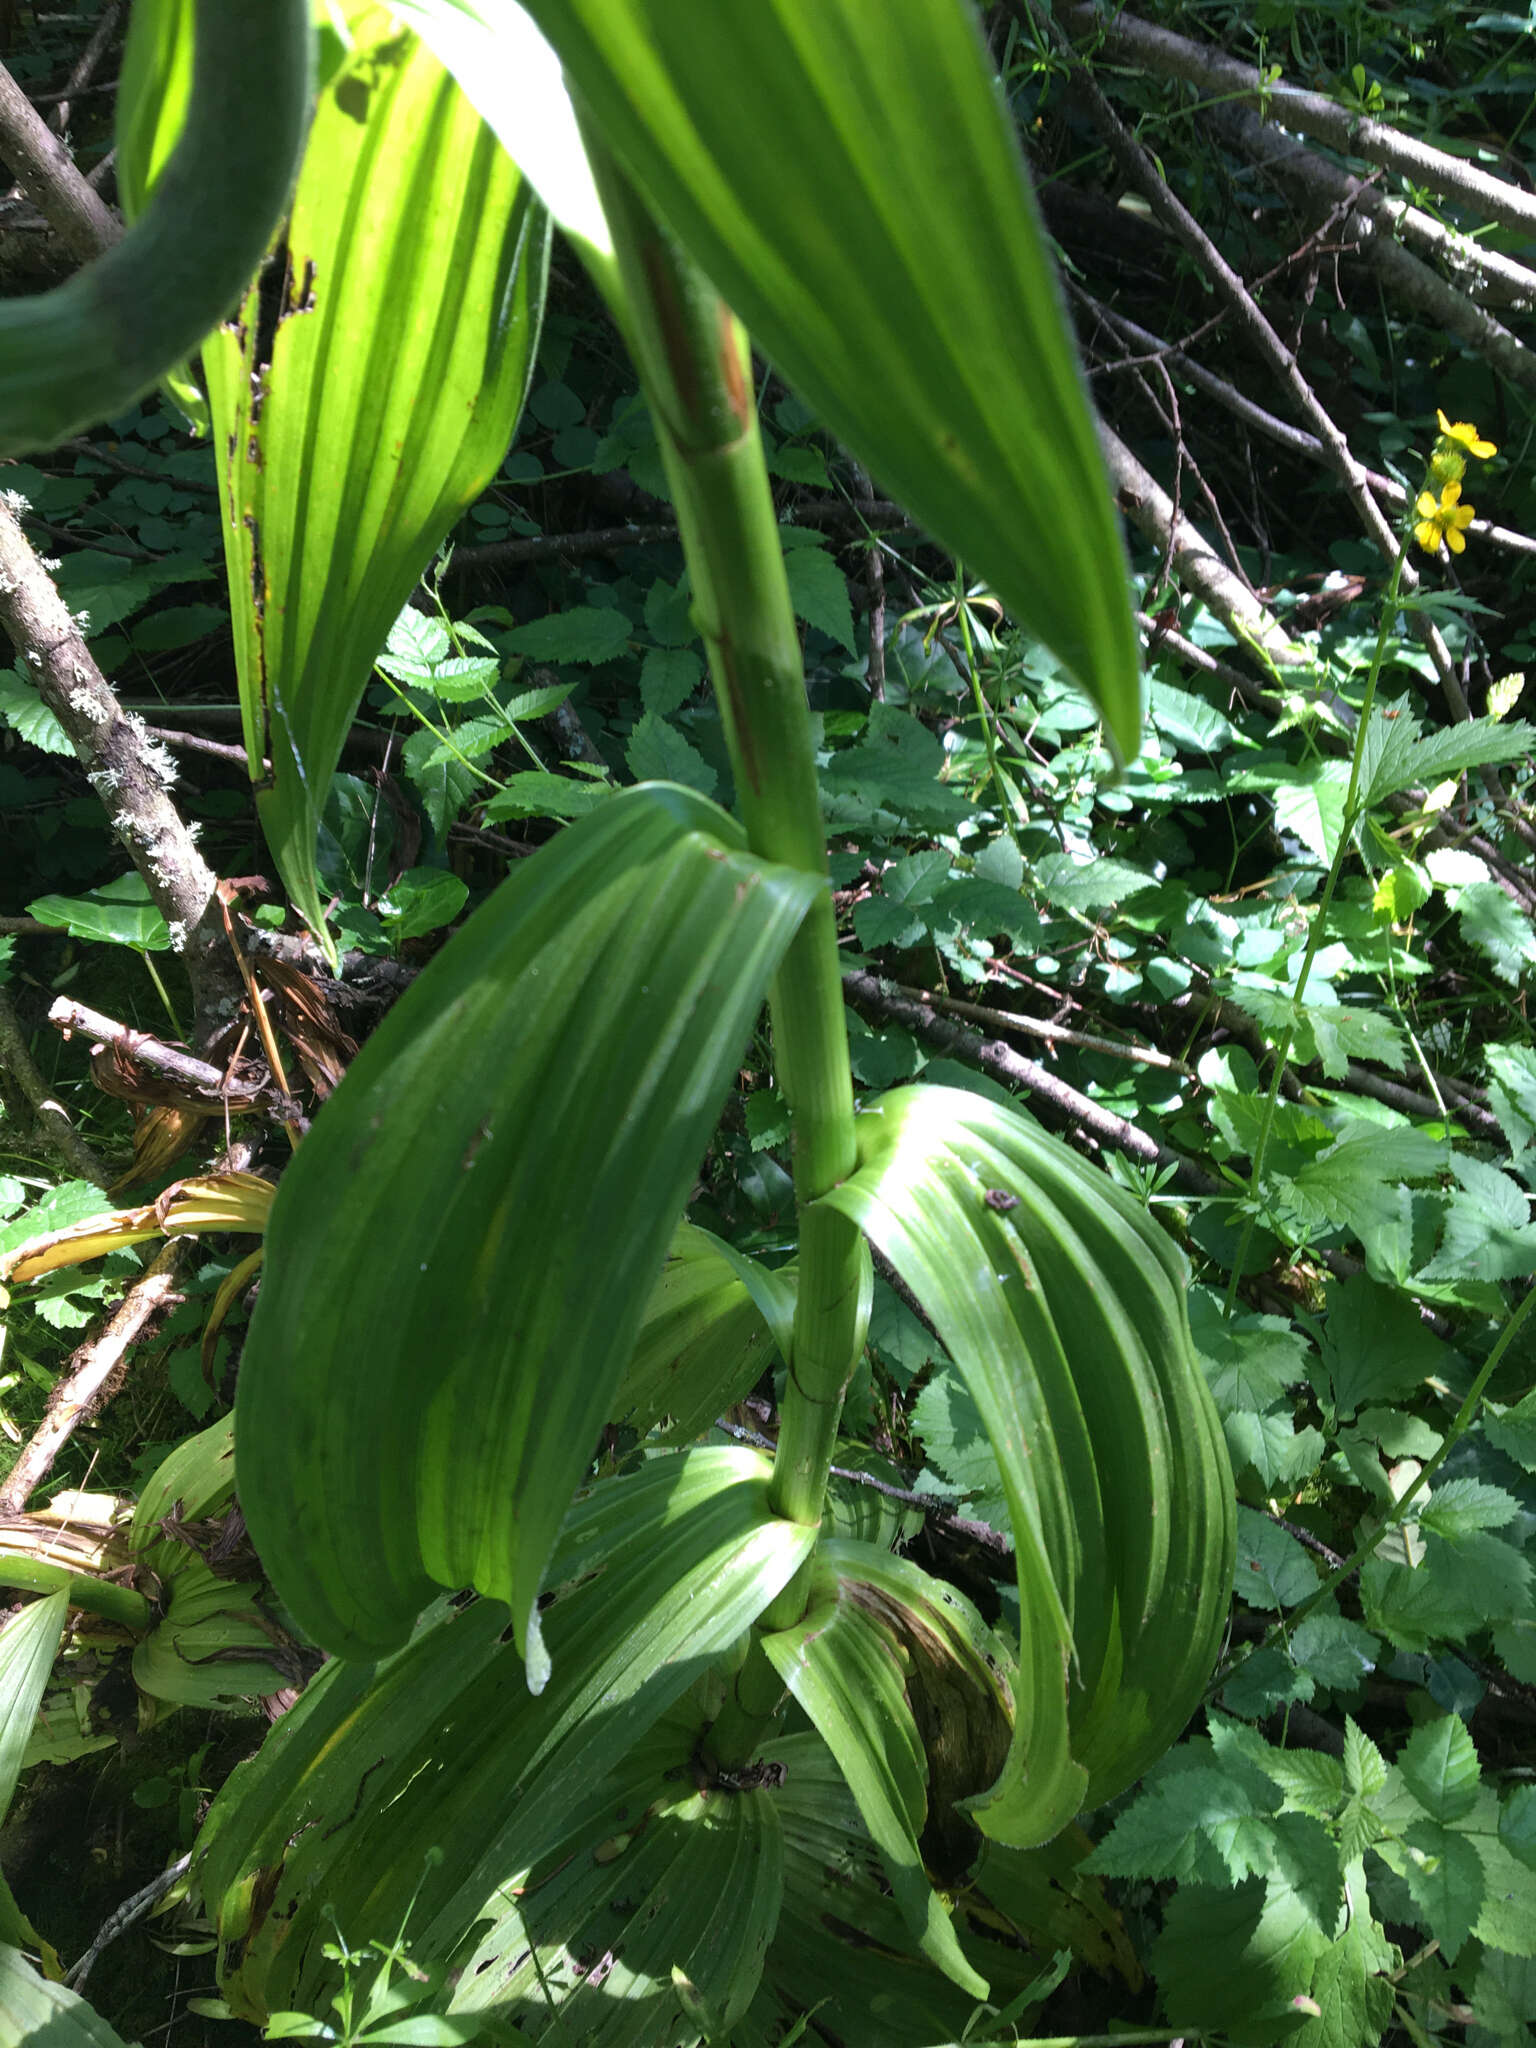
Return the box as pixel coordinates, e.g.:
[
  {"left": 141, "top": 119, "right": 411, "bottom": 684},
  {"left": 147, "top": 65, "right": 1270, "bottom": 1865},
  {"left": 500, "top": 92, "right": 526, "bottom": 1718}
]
[
  {"left": 236, "top": 786, "right": 819, "bottom": 1667},
  {"left": 196, "top": 2, "right": 550, "bottom": 956},
  {"left": 200, "top": 1449, "right": 816, "bottom": 2025},
  {"left": 402, "top": 0, "right": 1141, "bottom": 751}
]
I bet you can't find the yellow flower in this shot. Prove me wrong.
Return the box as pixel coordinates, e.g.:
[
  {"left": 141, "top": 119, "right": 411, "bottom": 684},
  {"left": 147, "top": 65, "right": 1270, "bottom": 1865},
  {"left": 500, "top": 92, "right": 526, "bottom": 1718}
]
[
  {"left": 1414, "top": 480, "right": 1476, "bottom": 556},
  {"left": 1435, "top": 410, "right": 1497, "bottom": 459}
]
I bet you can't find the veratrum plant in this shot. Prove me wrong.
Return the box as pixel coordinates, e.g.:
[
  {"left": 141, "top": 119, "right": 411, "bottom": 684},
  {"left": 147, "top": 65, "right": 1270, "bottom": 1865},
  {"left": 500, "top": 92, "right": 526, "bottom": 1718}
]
[{"left": 1, "top": 4, "right": 1235, "bottom": 2041}]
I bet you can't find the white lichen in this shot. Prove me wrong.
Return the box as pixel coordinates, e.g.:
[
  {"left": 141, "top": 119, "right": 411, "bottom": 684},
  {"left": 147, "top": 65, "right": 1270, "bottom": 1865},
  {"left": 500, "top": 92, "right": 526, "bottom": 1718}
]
[
  {"left": 166, "top": 919, "right": 188, "bottom": 954},
  {"left": 69, "top": 689, "right": 110, "bottom": 724}
]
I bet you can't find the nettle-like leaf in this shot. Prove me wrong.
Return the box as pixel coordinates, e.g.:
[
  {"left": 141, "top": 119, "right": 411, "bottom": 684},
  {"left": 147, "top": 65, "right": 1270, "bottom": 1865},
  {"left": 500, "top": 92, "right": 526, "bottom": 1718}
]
[
  {"left": 399, "top": 0, "right": 1141, "bottom": 753},
  {"left": 201, "top": 1452, "right": 814, "bottom": 2028},
  {"left": 236, "top": 786, "right": 819, "bottom": 1668},
  {"left": 192, "top": 2, "right": 551, "bottom": 957}
]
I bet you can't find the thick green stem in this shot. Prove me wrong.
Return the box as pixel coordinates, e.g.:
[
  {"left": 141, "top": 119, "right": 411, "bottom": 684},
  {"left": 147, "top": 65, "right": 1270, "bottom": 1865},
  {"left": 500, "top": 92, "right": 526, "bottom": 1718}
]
[
  {"left": 585, "top": 144, "right": 865, "bottom": 1565},
  {"left": 0, "top": 1558, "right": 149, "bottom": 1631}
]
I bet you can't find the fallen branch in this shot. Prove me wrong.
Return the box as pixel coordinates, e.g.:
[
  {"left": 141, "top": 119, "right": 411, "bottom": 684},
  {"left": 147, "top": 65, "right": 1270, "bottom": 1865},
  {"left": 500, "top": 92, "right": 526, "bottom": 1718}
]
[
  {"left": 48, "top": 996, "right": 293, "bottom": 1118},
  {"left": 0, "top": 1240, "right": 183, "bottom": 1514},
  {"left": 1060, "top": 2, "right": 1536, "bottom": 243}
]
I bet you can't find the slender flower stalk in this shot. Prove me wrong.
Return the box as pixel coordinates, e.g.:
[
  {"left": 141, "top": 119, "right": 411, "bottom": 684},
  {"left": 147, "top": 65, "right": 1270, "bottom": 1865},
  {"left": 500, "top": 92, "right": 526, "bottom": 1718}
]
[{"left": 580, "top": 140, "right": 867, "bottom": 1596}]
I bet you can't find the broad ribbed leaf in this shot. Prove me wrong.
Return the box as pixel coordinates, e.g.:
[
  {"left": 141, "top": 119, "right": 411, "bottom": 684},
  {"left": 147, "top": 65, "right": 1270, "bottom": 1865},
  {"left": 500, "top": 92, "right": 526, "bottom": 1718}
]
[
  {"left": 236, "top": 786, "right": 819, "bottom": 1667},
  {"left": 451, "top": 1750, "right": 783, "bottom": 2042},
  {"left": 733, "top": 1732, "right": 1031, "bottom": 2048},
  {"left": 613, "top": 1225, "right": 795, "bottom": 1443},
  {"left": 408, "top": 0, "right": 1140, "bottom": 751},
  {"left": 762, "top": 1546, "right": 991, "bottom": 1998},
  {"left": 200, "top": 1450, "right": 815, "bottom": 2025},
  {"left": 0, "top": 1947, "right": 136, "bottom": 2048},
  {"left": 0, "top": 1592, "right": 67, "bottom": 1825},
  {"left": 198, "top": 2, "right": 550, "bottom": 955},
  {"left": 819, "top": 1085, "right": 1235, "bottom": 1834}
]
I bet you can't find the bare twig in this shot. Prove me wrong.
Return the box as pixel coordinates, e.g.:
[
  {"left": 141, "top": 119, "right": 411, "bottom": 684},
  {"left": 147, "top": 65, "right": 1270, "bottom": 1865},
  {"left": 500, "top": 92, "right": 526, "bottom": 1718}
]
[
  {"left": 66, "top": 1853, "right": 192, "bottom": 1991},
  {"left": 48, "top": 996, "right": 293, "bottom": 1118},
  {"left": 449, "top": 498, "right": 917, "bottom": 575},
  {"left": 0, "top": 55, "right": 119, "bottom": 263},
  {"left": 47, "top": 0, "right": 123, "bottom": 138},
  {"left": 0, "top": 1240, "right": 183, "bottom": 1514},
  {"left": 0, "top": 987, "right": 110, "bottom": 1186},
  {"left": 1099, "top": 422, "right": 1304, "bottom": 673},
  {"left": 0, "top": 499, "right": 245, "bottom": 1047},
  {"left": 886, "top": 978, "right": 1194, "bottom": 1073},
  {"left": 843, "top": 967, "right": 1222, "bottom": 1196}
]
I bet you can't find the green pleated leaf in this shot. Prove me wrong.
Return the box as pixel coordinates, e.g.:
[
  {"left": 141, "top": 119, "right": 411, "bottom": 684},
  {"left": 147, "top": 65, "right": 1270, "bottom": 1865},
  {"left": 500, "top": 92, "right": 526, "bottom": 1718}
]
[
  {"left": 198, "top": 2, "right": 550, "bottom": 956},
  {"left": 613, "top": 1225, "right": 795, "bottom": 1443},
  {"left": 451, "top": 1748, "right": 783, "bottom": 2043},
  {"left": 736, "top": 1733, "right": 1006, "bottom": 2047},
  {"left": 762, "top": 1545, "right": 991, "bottom": 1998},
  {"left": 0, "top": 1592, "right": 67, "bottom": 1827},
  {"left": 818, "top": 1085, "right": 1235, "bottom": 1835},
  {"left": 236, "top": 786, "right": 820, "bottom": 1668},
  {"left": 0, "top": 1947, "right": 137, "bottom": 2048},
  {"left": 416, "top": 0, "right": 1140, "bottom": 753},
  {"left": 199, "top": 1449, "right": 815, "bottom": 2026}
]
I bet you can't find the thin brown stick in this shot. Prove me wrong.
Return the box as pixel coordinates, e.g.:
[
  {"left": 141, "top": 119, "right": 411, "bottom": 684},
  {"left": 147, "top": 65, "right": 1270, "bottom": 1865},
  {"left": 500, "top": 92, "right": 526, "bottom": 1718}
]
[
  {"left": 1098, "top": 421, "right": 1304, "bottom": 673},
  {"left": 0, "top": 53, "right": 119, "bottom": 263},
  {"left": 0, "top": 1240, "right": 182, "bottom": 1514},
  {"left": 0, "top": 987, "right": 110, "bottom": 1186}
]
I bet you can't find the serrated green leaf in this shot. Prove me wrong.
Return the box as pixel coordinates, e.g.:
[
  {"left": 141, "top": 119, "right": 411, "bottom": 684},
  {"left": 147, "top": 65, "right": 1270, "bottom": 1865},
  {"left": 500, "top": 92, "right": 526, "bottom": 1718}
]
[
  {"left": 1402, "top": 1817, "right": 1485, "bottom": 1964},
  {"left": 1458, "top": 881, "right": 1536, "bottom": 986},
  {"left": 1419, "top": 1476, "right": 1520, "bottom": 1542},
  {"left": 1316, "top": 1274, "right": 1442, "bottom": 1419},
  {"left": 624, "top": 710, "right": 717, "bottom": 794},
  {"left": 505, "top": 604, "right": 633, "bottom": 666},
  {"left": 377, "top": 867, "right": 470, "bottom": 941},
  {"left": 1398, "top": 1714, "right": 1481, "bottom": 1823},
  {"left": 1362, "top": 1532, "right": 1532, "bottom": 1650},
  {"left": 1502, "top": 1785, "right": 1536, "bottom": 1873},
  {"left": 1419, "top": 1154, "right": 1536, "bottom": 1283},
  {"left": 1220, "top": 1646, "right": 1315, "bottom": 1720},
  {"left": 236, "top": 785, "right": 818, "bottom": 1665},
  {"left": 910, "top": 1370, "right": 1011, "bottom": 1544},
  {"left": 639, "top": 644, "right": 704, "bottom": 715},
  {"left": 783, "top": 541, "right": 855, "bottom": 653},
  {"left": 480, "top": 768, "right": 611, "bottom": 820},
  {"left": 1234, "top": 1505, "right": 1316, "bottom": 1611},
  {"left": 1361, "top": 702, "right": 1536, "bottom": 807},
  {"left": 1343, "top": 1718, "right": 1387, "bottom": 1798},
  {"left": 1487, "top": 1391, "right": 1536, "bottom": 1471},
  {"left": 0, "top": 669, "right": 71, "bottom": 756},
  {"left": 1274, "top": 761, "right": 1350, "bottom": 866},
  {"left": 1287, "top": 1613, "right": 1380, "bottom": 1695}
]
